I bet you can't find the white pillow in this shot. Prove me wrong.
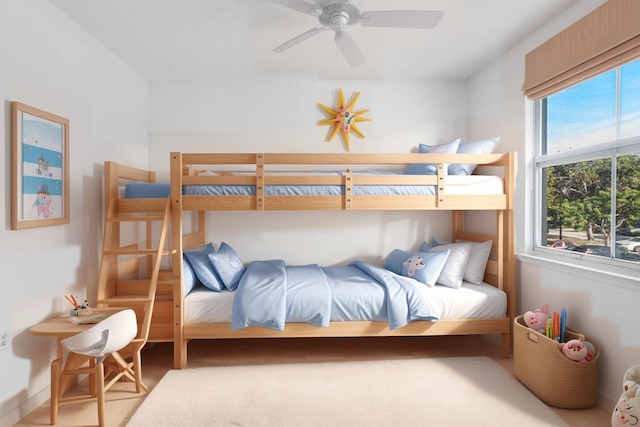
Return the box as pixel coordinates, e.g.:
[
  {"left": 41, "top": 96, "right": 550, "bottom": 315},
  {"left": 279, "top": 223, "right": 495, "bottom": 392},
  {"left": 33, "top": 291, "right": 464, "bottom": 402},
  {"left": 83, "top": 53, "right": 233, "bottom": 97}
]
[
  {"left": 455, "top": 239, "right": 492, "bottom": 284},
  {"left": 448, "top": 137, "right": 500, "bottom": 175},
  {"left": 425, "top": 242, "right": 472, "bottom": 289}
]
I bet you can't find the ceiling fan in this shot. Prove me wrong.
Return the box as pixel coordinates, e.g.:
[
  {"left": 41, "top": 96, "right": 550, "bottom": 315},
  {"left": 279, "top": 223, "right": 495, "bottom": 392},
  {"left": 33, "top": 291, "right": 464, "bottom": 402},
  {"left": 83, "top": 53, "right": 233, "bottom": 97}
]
[{"left": 268, "top": 0, "right": 444, "bottom": 68}]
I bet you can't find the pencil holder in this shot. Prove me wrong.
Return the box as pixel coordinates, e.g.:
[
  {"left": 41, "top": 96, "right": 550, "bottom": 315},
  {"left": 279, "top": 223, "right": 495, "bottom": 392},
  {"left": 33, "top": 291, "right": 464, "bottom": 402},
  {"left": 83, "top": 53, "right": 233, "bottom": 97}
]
[
  {"left": 513, "top": 315, "right": 599, "bottom": 408},
  {"left": 70, "top": 307, "right": 92, "bottom": 316}
]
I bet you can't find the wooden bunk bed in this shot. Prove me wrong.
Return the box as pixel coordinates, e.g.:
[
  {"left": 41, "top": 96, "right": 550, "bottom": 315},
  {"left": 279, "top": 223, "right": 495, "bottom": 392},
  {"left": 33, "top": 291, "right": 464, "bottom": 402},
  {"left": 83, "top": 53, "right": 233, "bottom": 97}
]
[{"left": 102, "top": 151, "right": 516, "bottom": 370}]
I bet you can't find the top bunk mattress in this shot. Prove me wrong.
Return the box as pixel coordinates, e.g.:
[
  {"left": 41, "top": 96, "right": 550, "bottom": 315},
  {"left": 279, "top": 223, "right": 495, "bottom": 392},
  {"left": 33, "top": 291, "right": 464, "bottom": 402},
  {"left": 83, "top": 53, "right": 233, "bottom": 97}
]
[{"left": 124, "top": 174, "right": 504, "bottom": 198}]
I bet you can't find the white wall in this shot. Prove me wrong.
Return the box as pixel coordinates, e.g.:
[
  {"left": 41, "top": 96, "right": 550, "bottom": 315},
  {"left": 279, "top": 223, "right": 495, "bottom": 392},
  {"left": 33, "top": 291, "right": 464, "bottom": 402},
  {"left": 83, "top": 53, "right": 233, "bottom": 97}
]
[
  {"left": 467, "top": 0, "right": 636, "bottom": 408},
  {"left": 5, "top": 0, "right": 628, "bottom": 423},
  {"left": 0, "top": 1, "right": 148, "bottom": 425},
  {"left": 148, "top": 80, "right": 469, "bottom": 265}
]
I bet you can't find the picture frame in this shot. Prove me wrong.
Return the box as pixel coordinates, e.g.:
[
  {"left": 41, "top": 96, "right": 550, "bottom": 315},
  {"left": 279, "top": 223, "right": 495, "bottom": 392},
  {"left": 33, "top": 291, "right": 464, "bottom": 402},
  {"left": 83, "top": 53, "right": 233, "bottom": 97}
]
[{"left": 11, "top": 102, "right": 69, "bottom": 230}]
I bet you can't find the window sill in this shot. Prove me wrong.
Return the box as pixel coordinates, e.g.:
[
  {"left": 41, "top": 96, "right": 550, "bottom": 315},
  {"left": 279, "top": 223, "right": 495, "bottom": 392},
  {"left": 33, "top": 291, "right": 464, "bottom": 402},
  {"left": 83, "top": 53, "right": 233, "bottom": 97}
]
[{"left": 518, "top": 251, "right": 640, "bottom": 291}]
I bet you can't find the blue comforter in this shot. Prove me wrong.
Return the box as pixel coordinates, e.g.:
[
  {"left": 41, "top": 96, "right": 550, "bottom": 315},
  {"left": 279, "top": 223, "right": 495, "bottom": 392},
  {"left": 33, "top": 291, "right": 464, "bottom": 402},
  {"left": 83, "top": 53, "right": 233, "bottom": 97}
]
[{"left": 231, "top": 260, "right": 440, "bottom": 331}]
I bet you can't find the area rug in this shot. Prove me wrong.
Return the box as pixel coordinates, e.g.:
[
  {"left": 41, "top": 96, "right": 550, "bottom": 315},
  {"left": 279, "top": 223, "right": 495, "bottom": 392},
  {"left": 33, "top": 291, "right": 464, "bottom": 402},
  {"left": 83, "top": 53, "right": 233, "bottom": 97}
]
[{"left": 127, "top": 356, "right": 568, "bottom": 427}]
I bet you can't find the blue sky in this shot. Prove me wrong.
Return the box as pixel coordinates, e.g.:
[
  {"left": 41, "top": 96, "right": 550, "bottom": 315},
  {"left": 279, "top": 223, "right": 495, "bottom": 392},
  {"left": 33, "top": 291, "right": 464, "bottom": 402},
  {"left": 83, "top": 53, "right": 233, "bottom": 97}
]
[{"left": 546, "top": 59, "right": 640, "bottom": 152}]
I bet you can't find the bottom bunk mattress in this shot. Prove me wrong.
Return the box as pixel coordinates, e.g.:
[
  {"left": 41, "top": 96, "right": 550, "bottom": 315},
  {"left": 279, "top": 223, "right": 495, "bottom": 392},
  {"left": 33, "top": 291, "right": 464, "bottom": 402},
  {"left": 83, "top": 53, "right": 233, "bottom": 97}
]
[{"left": 183, "top": 261, "right": 507, "bottom": 329}]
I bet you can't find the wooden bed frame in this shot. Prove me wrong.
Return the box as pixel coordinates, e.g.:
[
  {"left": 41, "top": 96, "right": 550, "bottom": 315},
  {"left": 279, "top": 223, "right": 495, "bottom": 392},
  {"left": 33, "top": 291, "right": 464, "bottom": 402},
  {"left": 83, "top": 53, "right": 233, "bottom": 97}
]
[{"left": 102, "top": 152, "right": 516, "bottom": 369}]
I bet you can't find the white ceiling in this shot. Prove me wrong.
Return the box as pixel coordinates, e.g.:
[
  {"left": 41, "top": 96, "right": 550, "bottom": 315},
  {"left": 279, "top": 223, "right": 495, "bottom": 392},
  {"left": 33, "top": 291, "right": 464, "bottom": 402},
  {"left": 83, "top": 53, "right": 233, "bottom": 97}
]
[{"left": 49, "top": 0, "right": 577, "bottom": 82}]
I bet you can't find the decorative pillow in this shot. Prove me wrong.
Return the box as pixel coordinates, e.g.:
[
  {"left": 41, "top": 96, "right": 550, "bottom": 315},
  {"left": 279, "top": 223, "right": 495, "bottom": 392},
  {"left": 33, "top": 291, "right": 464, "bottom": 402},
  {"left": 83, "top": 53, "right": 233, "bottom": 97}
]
[
  {"left": 183, "top": 243, "right": 225, "bottom": 292},
  {"left": 429, "top": 238, "right": 493, "bottom": 285},
  {"left": 421, "top": 241, "right": 472, "bottom": 289},
  {"left": 448, "top": 137, "right": 500, "bottom": 176},
  {"left": 404, "top": 138, "right": 461, "bottom": 175},
  {"left": 383, "top": 248, "right": 451, "bottom": 287},
  {"left": 383, "top": 249, "right": 412, "bottom": 275},
  {"left": 182, "top": 256, "right": 200, "bottom": 296},
  {"left": 208, "top": 242, "right": 245, "bottom": 291}
]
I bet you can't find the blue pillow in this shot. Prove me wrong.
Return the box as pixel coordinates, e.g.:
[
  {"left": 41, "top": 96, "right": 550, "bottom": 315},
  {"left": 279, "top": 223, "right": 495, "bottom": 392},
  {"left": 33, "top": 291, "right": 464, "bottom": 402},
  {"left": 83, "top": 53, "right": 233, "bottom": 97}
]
[
  {"left": 404, "top": 138, "right": 461, "bottom": 175},
  {"left": 448, "top": 137, "right": 500, "bottom": 175},
  {"left": 208, "top": 242, "right": 245, "bottom": 291},
  {"left": 183, "top": 243, "right": 225, "bottom": 292},
  {"left": 182, "top": 256, "right": 200, "bottom": 296},
  {"left": 383, "top": 249, "right": 451, "bottom": 287}
]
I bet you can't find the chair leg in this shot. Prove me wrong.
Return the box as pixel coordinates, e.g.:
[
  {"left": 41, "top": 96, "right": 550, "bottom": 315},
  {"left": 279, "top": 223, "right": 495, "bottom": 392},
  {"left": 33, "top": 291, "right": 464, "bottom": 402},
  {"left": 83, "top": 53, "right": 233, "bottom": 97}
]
[
  {"left": 50, "top": 358, "right": 62, "bottom": 425},
  {"left": 88, "top": 357, "right": 97, "bottom": 397},
  {"left": 108, "top": 350, "right": 148, "bottom": 393},
  {"left": 95, "top": 361, "right": 105, "bottom": 427},
  {"left": 132, "top": 350, "right": 147, "bottom": 393}
]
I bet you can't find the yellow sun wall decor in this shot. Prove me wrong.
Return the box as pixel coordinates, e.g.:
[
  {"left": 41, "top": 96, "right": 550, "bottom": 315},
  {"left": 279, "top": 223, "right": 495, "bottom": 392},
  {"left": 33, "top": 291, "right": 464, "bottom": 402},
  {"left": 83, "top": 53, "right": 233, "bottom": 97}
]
[{"left": 317, "top": 88, "right": 371, "bottom": 152}]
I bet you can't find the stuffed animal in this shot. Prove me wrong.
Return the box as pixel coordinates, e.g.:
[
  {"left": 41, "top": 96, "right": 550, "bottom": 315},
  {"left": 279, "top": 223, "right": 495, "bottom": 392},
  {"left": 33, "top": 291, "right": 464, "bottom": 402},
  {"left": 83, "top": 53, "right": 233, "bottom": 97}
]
[
  {"left": 612, "top": 365, "right": 640, "bottom": 427},
  {"left": 562, "top": 339, "right": 591, "bottom": 363},
  {"left": 612, "top": 394, "right": 640, "bottom": 427},
  {"left": 622, "top": 365, "right": 640, "bottom": 397},
  {"left": 523, "top": 304, "right": 550, "bottom": 333},
  {"left": 583, "top": 341, "right": 597, "bottom": 362}
]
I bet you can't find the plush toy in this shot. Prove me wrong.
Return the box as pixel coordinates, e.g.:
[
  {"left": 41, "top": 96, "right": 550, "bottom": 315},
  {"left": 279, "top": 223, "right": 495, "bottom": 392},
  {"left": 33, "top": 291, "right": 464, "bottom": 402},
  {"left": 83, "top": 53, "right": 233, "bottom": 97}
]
[
  {"left": 622, "top": 366, "right": 640, "bottom": 397},
  {"left": 612, "top": 365, "right": 640, "bottom": 427},
  {"left": 523, "top": 303, "right": 550, "bottom": 333},
  {"left": 561, "top": 339, "right": 591, "bottom": 363},
  {"left": 583, "top": 341, "right": 597, "bottom": 362}
]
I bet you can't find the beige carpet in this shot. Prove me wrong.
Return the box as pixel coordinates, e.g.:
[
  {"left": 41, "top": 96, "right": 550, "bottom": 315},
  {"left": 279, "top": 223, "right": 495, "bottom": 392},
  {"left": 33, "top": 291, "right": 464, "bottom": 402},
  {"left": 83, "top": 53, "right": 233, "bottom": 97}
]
[{"left": 127, "top": 356, "right": 568, "bottom": 427}]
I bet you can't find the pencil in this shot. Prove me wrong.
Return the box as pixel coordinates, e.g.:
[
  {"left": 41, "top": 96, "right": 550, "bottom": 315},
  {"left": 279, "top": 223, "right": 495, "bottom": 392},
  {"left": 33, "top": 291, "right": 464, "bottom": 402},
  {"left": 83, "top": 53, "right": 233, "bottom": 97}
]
[{"left": 64, "top": 295, "right": 76, "bottom": 307}]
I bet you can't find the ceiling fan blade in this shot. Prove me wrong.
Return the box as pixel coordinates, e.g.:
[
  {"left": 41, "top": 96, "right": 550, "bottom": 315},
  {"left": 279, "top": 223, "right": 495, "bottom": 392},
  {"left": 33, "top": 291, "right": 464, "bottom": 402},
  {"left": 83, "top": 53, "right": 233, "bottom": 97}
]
[
  {"left": 360, "top": 10, "right": 444, "bottom": 29},
  {"left": 268, "top": 0, "right": 322, "bottom": 17},
  {"left": 334, "top": 32, "right": 365, "bottom": 68},
  {"left": 273, "top": 27, "right": 322, "bottom": 52}
]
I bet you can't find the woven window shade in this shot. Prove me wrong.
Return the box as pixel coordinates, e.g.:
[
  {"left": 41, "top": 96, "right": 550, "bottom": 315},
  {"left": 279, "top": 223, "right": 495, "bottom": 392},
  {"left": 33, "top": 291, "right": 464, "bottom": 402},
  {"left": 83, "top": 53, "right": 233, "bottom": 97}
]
[{"left": 522, "top": 0, "right": 640, "bottom": 100}]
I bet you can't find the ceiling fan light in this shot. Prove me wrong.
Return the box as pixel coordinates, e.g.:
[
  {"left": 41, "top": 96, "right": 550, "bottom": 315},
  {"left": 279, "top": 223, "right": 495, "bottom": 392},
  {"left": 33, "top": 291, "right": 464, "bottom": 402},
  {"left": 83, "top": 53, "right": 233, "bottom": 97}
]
[{"left": 330, "top": 11, "right": 350, "bottom": 29}]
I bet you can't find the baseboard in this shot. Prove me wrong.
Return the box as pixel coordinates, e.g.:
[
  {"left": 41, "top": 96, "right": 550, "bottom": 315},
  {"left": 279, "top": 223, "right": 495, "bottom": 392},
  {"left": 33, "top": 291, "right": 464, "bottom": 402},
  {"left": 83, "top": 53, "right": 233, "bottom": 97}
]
[{"left": 0, "top": 386, "right": 49, "bottom": 427}]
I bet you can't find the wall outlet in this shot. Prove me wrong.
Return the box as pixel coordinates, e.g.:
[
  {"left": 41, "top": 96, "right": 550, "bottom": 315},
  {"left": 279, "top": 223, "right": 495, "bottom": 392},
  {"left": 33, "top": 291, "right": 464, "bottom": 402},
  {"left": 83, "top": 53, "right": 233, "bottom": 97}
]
[{"left": 0, "top": 331, "right": 9, "bottom": 351}]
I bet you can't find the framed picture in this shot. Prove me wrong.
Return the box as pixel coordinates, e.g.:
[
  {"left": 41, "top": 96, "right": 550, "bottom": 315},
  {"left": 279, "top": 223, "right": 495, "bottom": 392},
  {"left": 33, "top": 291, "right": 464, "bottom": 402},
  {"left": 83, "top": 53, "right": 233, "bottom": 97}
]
[{"left": 11, "top": 102, "right": 69, "bottom": 230}]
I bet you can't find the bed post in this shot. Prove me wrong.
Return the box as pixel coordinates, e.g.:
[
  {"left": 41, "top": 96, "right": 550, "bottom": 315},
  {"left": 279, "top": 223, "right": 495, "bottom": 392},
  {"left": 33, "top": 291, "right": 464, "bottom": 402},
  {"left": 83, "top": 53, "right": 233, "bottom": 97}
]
[
  {"left": 103, "top": 162, "right": 121, "bottom": 251},
  {"left": 502, "top": 152, "right": 517, "bottom": 358},
  {"left": 496, "top": 209, "right": 510, "bottom": 358},
  {"left": 170, "top": 152, "right": 187, "bottom": 369}
]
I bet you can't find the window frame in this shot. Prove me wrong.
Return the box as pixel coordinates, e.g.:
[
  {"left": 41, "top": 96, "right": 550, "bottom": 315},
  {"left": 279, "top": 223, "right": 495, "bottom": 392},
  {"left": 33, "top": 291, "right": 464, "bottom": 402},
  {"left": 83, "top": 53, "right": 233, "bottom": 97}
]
[{"left": 531, "top": 66, "right": 640, "bottom": 275}]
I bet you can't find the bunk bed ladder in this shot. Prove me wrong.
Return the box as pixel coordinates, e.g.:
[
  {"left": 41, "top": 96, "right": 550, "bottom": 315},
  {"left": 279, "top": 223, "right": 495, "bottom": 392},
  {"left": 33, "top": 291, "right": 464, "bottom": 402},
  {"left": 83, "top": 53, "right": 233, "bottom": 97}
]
[{"left": 96, "top": 196, "right": 174, "bottom": 347}]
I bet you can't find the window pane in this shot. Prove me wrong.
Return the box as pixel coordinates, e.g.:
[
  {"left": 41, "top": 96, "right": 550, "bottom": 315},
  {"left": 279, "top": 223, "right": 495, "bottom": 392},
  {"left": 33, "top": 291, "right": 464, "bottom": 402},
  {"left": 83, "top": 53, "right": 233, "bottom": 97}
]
[
  {"left": 621, "top": 60, "right": 640, "bottom": 138},
  {"left": 544, "top": 160, "right": 615, "bottom": 259},
  {"left": 538, "top": 58, "right": 640, "bottom": 267},
  {"left": 615, "top": 153, "right": 640, "bottom": 262},
  {"left": 546, "top": 71, "right": 616, "bottom": 154}
]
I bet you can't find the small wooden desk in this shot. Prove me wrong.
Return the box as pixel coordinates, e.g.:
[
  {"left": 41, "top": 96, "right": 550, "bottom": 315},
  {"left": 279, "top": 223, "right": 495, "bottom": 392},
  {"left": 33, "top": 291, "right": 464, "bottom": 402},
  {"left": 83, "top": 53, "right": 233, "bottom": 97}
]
[
  {"left": 30, "top": 308, "right": 124, "bottom": 357},
  {"left": 30, "top": 308, "right": 125, "bottom": 424}
]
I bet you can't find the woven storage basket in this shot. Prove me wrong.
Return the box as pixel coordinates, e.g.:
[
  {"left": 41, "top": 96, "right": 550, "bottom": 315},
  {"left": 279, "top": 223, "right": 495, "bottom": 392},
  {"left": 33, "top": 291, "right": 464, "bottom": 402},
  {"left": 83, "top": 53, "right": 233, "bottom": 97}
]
[{"left": 513, "top": 315, "right": 599, "bottom": 409}]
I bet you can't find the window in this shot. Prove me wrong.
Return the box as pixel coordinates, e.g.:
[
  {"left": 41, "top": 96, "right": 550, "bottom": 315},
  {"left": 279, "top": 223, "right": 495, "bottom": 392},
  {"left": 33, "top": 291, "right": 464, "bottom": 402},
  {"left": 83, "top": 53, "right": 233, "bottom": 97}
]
[{"left": 534, "top": 58, "right": 640, "bottom": 265}]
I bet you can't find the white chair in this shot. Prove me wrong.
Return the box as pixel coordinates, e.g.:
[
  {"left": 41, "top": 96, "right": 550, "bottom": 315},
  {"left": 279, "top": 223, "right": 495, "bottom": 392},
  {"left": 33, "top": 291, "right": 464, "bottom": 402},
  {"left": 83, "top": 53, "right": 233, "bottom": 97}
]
[{"left": 50, "top": 309, "right": 139, "bottom": 426}]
